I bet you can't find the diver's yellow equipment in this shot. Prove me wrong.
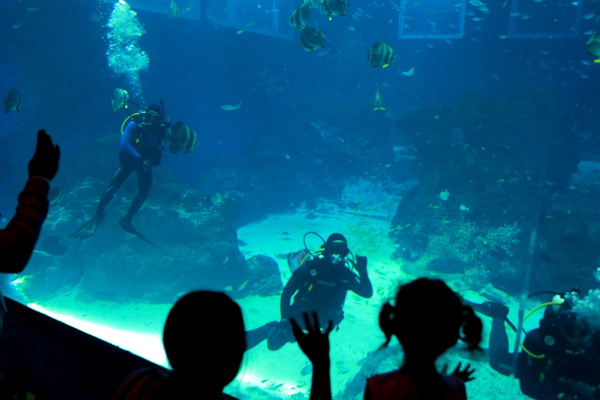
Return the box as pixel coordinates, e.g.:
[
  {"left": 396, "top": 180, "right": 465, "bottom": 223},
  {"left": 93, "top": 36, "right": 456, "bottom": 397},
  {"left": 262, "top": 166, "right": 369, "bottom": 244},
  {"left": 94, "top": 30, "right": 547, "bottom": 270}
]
[
  {"left": 519, "top": 301, "right": 564, "bottom": 359},
  {"left": 121, "top": 113, "right": 141, "bottom": 135},
  {"left": 301, "top": 251, "right": 316, "bottom": 266}
]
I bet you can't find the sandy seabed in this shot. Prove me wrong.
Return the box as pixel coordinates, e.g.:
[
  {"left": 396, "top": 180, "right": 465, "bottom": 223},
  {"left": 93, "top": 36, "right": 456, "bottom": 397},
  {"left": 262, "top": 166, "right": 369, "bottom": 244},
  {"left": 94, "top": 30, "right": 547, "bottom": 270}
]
[{"left": 30, "top": 210, "right": 533, "bottom": 399}]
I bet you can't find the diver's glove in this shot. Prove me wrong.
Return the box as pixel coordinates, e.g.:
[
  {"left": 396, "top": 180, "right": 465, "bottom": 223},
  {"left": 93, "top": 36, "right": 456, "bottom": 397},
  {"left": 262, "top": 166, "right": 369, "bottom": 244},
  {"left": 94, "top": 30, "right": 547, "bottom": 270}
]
[
  {"left": 28, "top": 130, "right": 60, "bottom": 181},
  {"left": 356, "top": 255, "right": 368, "bottom": 271}
]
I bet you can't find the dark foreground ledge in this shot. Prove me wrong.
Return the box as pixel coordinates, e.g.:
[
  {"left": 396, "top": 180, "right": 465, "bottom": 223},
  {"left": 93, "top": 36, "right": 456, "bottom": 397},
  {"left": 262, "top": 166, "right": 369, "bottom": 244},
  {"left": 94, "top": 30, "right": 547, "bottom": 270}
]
[{"left": 0, "top": 297, "right": 167, "bottom": 399}]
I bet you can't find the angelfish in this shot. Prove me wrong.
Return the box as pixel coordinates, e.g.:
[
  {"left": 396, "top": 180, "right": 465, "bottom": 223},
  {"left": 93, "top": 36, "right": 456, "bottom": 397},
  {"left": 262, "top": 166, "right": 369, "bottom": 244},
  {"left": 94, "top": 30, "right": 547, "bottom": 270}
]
[
  {"left": 374, "top": 84, "right": 385, "bottom": 111},
  {"left": 368, "top": 41, "right": 396, "bottom": 68},
  {"left": 299, "top": 27, "right": 327, "bottom": 52},
  {"left": 289, "top": 0, "right": 312, "bottom": 30},
  {"left": 111, "top": 88, "right": 128, "bottom": 112},
  {"left": 587, "top": 32, "right": 600, "bottom": 63},
  {"left": 320, "top": 0, "right": 349, "bottom": 19}
]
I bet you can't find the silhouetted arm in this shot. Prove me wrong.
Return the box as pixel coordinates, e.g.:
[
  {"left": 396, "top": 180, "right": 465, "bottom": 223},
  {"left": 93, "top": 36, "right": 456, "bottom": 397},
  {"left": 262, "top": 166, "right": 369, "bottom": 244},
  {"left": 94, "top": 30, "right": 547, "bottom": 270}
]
[
  {"left": 0, "top": 177, "right": 49, "bottom": 273},
  {"left": 291, "top": 312, "right": 333, "bottom": 400},
  {"left": 348, "top": 255, "right": 373, "bottom": 298}
]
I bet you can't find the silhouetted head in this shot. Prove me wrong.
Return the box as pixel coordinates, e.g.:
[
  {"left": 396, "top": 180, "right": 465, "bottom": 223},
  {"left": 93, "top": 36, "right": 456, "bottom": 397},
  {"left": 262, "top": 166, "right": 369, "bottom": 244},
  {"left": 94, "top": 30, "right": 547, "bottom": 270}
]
[
  {"left": 323, "top": 233, "right": 349, "bottom": 264},
  {"left": 163, "top": 291, "right": 246, "bottom": 388},
  {"left": 379, "top": 278, "right": 482, "bottom": 361}
]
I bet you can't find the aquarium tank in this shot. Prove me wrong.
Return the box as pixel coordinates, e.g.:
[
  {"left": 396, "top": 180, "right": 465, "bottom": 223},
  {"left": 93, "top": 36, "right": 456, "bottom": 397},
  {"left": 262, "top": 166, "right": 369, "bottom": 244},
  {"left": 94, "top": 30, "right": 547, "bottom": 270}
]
[{"left": 1, "top": 0, "right": 600, "bottom": 398}]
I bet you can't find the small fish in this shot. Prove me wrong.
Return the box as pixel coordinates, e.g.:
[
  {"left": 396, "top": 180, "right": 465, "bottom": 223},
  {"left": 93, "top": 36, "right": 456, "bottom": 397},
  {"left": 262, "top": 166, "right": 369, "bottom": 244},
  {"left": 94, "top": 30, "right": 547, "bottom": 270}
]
[
  {"left": 170, "top": 0, "right": 179, "bottom": 17},
  {"left": 584, "top": 12, "right": 595, "bottom": 20},
  {"left": 347, "top": 25, "right": 355, "bottom": 31},
  {"left": 439, "top": 189, "right": 450, "bottom": 201},
  {"left": 459, "top": 204, "right": 470, "bottom": 212},
  {"left": 368, "top": 41, "right": 395, "bottom": 68},
  {"left": 238, "top": 280, "right": 249, "bottom": 291},
  {"left": 111, "top": 88, "right": 128, "bottom": 112},
  {"left": 401, "top": 67, "right": 414, "bottom": 76},
  {"left": 520, "top": 14, "right": 529, "bottom": 19},
  {"left": 3, "top": 88, "right": 21, "bottom": 114},
  {"left": 220, "top": 101, "right": 242, "bottom": 110},
  {"left": 320, "top": 0, "right": 349, "bottom": 19},
  {"left": 40, "top": 236, "right": 69, "bottom": 256},
  {"left": 225, "top": 286, "right": 233, "bottom": 291},
  {"left": 289, "top": 0, "right": 312, "bottom": 30},
  {"left": 299, "top": 27, "right": 326, "bottom": 52},
  {"left": 12, "top": 22, "right": 24, "bottom": 29},
  {"left": 472, "top": 17, "right": 482, "bottom": 21},
  {"left": 374, "top": 83, "right": 385, "bottom": 111},
  {"left": 469, "top": 0, "right": 485, "bottom": 6},
  {"left": 26, "top": 7, "right": 40, "bottom": 11},
  {"left": 587, "top": 32, "right": 600, "bottom": 60},
  {"left": 236, "top": 29, "right": 245, "bottom": 34}
]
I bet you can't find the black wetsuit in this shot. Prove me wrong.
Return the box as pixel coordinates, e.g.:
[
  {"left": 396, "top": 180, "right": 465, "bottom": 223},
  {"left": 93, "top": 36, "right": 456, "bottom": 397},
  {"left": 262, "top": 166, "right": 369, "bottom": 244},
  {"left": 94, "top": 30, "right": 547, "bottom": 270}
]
[
  {"left": 489, "top": 308, "right": 600, "bottom": 399},
  {"left": 247, "top": 257, "right": 373, "bottom": 351},
  {"left": 95, "top": 120, "right": 166, "bottom": 221}
]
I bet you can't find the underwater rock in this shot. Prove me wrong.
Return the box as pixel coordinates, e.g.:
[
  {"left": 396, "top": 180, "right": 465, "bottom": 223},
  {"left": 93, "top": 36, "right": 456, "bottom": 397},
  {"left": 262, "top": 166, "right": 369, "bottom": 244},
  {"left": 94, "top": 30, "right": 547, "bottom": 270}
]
[
  {"left": 39, "top": 236, "right": 69, "bottom": 256},
  {"left": 230, "top": 255, "right": 283, "bottom": 299},
  {"left": 426, "top": 257, "right": 465, "bottom": 274}
]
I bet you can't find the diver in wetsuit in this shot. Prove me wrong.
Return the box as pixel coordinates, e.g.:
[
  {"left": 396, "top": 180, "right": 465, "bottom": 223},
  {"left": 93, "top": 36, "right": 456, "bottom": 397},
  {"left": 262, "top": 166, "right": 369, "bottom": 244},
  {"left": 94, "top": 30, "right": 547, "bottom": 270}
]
[
  {"left": 247, "top": 233, "right": 373, "bottom": 351},
  {"left": 468, "top": 290, "right": 600, "bottom": 400},
  {"left": 70, "top": 103, "right": 171, "bottom": 244}
]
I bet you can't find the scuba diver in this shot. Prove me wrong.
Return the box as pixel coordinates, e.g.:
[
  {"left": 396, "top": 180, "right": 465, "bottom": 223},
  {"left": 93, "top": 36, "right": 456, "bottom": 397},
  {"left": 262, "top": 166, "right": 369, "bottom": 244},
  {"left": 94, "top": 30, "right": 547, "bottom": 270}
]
[
  {"left": 467, "top": 289, "right": 600, "bottom": 399},
  {"left": 246, "top": 233, "right": 373, "bottom": 351},
  {"left": 70, "top": 101, "right": 171, "bottom": 245}
]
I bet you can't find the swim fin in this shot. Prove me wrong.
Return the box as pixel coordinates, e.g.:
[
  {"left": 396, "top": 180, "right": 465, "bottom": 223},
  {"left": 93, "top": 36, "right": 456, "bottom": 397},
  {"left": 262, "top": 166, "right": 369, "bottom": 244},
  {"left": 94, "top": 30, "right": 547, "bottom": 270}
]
[
  {"left": 119, "top": 218, "right": 157, "bottom": 247},
  {"left": 69, "top": 212, "right": 104, "bottom": 240}
]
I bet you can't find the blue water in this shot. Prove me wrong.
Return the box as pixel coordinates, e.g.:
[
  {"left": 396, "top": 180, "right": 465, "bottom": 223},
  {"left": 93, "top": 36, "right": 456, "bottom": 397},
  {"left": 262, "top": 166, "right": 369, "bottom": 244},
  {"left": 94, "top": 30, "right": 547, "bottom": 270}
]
[{"left": 2, "top": 0, "right": 600, "bottom": 398}]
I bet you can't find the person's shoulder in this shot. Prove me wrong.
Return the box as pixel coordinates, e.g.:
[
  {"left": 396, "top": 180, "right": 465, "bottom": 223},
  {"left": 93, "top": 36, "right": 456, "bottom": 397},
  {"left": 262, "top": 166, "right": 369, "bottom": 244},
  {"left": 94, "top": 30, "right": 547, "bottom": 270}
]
[
  {"left": 441, "top": 374, "right": 466, "bottom": 393},
  {"left": 367, "top": 369, "right": 405, "bottom": 385},
  {"left": 112, "top": 368, "right": 169, "bottom": 400}
]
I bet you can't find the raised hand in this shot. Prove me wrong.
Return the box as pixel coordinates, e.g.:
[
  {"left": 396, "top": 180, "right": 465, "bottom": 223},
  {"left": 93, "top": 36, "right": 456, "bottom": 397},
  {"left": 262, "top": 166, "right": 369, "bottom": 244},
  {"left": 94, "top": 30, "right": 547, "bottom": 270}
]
[
  {"left": 290, "top": 312, "right": 333, "bottom": 365},
  {"left": 450, "top": 362, "right": 476, "bottom": 382},
  {"left": 28, "top": 130, "right": 60, "bottom": 181}
]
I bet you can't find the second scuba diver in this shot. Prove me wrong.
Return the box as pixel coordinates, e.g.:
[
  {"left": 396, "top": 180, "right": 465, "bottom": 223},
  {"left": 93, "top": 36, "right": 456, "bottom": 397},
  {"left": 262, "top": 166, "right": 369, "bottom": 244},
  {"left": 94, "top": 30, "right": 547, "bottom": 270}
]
[
  {"left": 70, "top": 102, "right": 171, "bottom": 244},
  {"left": 246, "top": 233, "right": 373, "bottom": 351},
  {"left": 467, "top": 289, "right": 600, "bottom": 399}
]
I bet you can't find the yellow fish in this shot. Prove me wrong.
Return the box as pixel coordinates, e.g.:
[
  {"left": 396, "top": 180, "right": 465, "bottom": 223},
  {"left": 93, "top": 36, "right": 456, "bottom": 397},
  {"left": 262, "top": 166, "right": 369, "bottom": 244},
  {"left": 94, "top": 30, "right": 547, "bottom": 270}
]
[
  {"left": 374, "top": 83, "right": 385, "bottom": 111},
  {"left": 170, "top": 0, "right": 179, "bottom": 17}
]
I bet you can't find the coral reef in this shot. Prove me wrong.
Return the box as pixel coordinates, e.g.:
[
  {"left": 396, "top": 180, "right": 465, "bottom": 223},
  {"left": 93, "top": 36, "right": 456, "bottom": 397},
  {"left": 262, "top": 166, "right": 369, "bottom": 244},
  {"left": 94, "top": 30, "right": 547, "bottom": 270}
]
[{"left": 573, "top": 289, "right": 600, "bottom": 331}]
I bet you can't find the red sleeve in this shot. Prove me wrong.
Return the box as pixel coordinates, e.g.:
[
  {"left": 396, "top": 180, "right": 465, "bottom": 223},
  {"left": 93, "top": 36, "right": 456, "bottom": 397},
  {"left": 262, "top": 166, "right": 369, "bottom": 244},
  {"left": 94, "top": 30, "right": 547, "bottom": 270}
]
[{"left": 0, "top": 177, "right": 49, "bottom": 273}]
